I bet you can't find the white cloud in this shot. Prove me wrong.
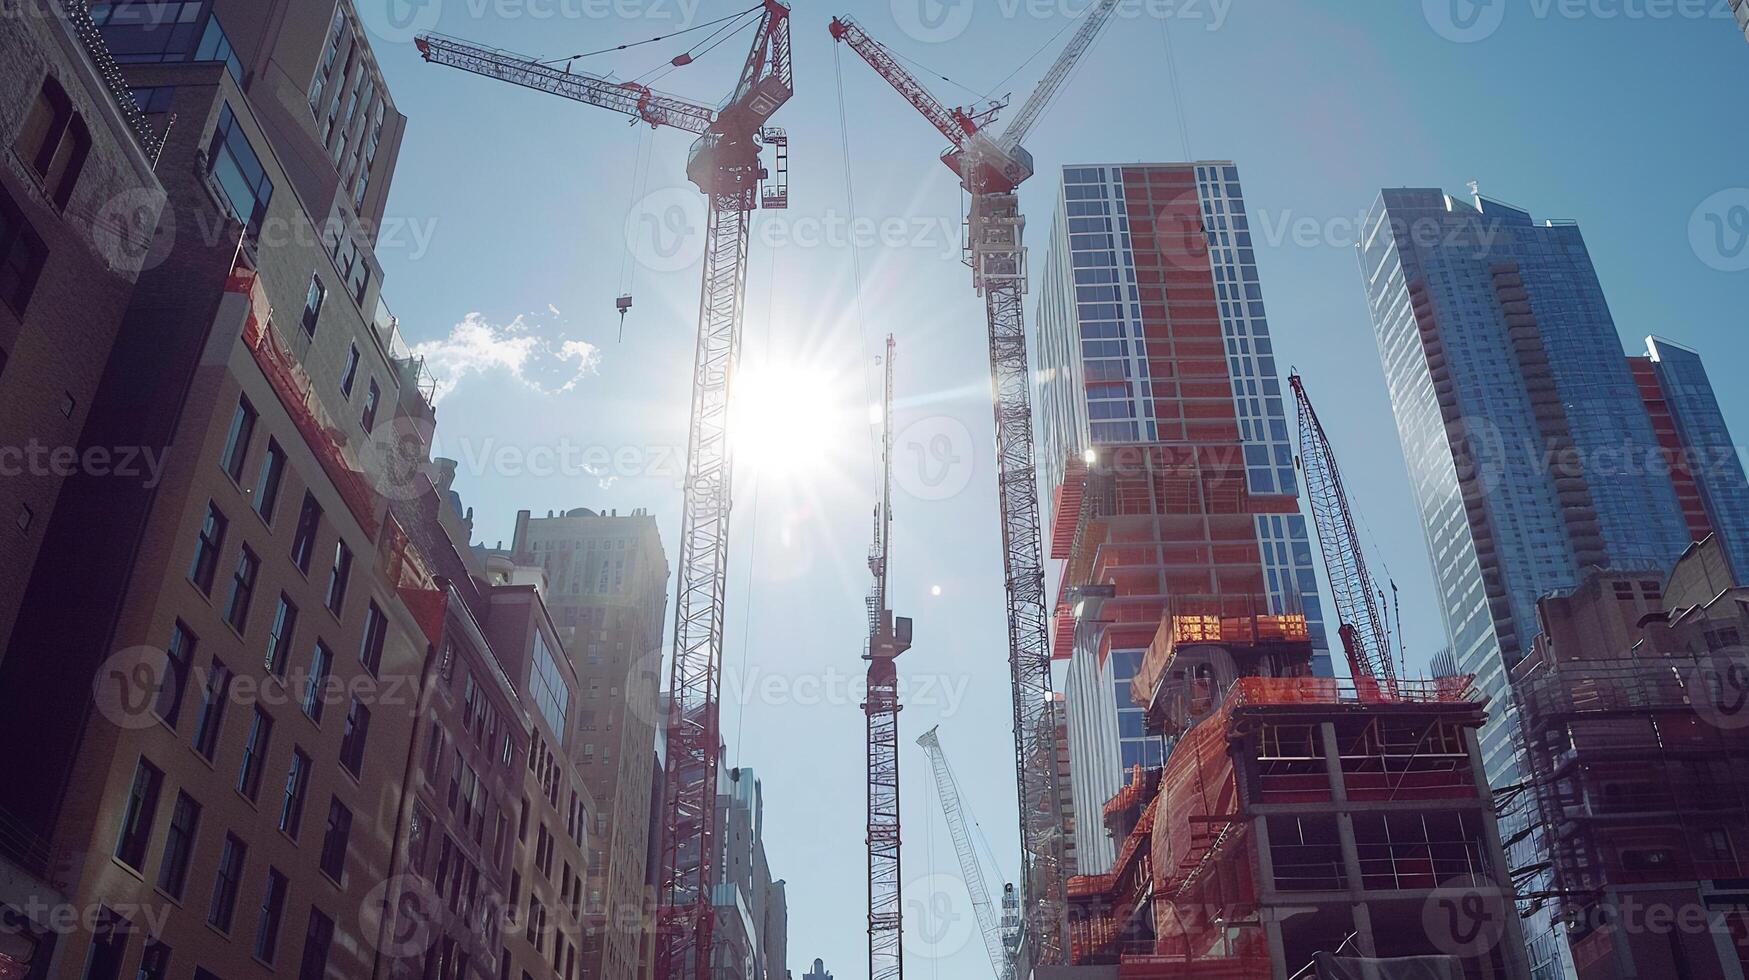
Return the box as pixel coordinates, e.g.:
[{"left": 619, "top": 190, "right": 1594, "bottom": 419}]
[{"left": 412, "top": 312, "right": 599, "bottom": 403}]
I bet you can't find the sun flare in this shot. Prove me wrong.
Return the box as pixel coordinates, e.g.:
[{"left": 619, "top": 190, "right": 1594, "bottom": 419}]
[{"left": 731, "top": 360, "right": 853, "bottom": 481}]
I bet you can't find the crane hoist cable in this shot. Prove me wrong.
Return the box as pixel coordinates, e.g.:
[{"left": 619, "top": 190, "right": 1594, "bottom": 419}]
[
  {"left": 534, "top": 3, "right": 762, "bottom": 66},
  {"left": 832, "top": 43, "right": 886, "bottom": 491},
  {"left": 615, "top": 124, "right": 654, "bottom": 339}
]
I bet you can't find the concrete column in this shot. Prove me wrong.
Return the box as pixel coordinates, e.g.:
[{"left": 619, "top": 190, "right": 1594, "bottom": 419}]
[{"left": 1263, "top": 915, "right": 1289, "bottom": 980}]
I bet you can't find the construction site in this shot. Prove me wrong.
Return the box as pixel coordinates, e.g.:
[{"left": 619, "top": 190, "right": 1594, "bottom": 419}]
[
  {"left": 3, "top": 3, "right": 1749, "bottom": 980},
  {"left": 386, "top": 1, "right": 1749, "bottom": 980}
]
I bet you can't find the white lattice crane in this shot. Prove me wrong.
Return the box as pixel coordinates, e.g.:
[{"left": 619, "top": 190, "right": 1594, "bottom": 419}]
[
  {"left": 830, "top": 1, "right": 1120, "bottom": 966},
  {"left": 918, "top": 726, "right": 1015, "bottom": 980},
  {"left": 415, "top": 8, "right": 792, "bottom": 976}
]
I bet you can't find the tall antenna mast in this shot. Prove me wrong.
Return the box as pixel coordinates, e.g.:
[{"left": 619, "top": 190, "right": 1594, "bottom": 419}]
[{"left": 866, "top": 335, "right": 912, "bottom": 980}]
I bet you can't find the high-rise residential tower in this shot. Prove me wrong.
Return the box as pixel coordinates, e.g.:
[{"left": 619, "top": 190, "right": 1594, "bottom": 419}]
[
  {"left": 1630, "top": 336, "right": 1749, "bottom": 584},
  {"left": 512, "top": 507, "right": 669, "bottom": 980},
  {"left": 1359, "top": 187, "right": 1749, "bottom": 979},
  {"left": 1036, "top": 161, "right": 1331, "bottom": 873}
]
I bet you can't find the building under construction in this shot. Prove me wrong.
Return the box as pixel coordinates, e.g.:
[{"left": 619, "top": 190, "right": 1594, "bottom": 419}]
[
  {"left": 1511, "top": 536, "right": 1749, "bottom": 978},
  {"left": 1057, "top": 586, "right": 1528, "bottom": 978}
]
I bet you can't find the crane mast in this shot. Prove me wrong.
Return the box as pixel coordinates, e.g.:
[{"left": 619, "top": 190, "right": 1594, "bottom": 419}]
[
  {"left": 831, "top": 2, "right": 1118, "bottom": 965},
  {"left": 1289, "top": 373, "right": 1397, "bottom": 682},
  {"left": 418, "top": 8, "right": 792, "bottom": 977},
  {"left": 918, "top": 726, "right": 1015, "bottom": 980},
  {"left": 866, "top": 337, "right": 913, "bottom": 980}
]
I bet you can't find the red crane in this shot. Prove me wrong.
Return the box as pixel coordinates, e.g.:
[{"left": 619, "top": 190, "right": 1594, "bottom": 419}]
[
  {"left": 830, "top": 3, "right": 1119, "bottom": 967},
  {"left": 415, "top": 8, "right": 792, "bottom": 977},
  {"left": 864, "top": 335, "right": 913, "bottom": 980},
  {"left": 1289, "top": 373, "right": 1397, "bottom": 682}
]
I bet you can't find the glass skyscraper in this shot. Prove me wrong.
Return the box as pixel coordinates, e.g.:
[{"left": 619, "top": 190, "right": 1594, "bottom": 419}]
[{"left": 1359, "top": 188, "right": 1749, "bottom": 979}]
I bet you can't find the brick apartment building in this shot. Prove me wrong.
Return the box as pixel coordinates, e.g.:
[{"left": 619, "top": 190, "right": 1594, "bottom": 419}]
[
  {"left": 510, "top": 508, "right": 670, "bottom": 980},
  {"left": 0, "top": 2, "right": 433, "bottom": 978},
  {"left": 0, "top": 0, "right": 167, "bottom": 661}
]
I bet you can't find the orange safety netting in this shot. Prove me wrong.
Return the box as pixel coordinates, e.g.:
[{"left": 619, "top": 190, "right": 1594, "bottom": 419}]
[{"left": 229, "top": 267, "right": 382, "bottom": 538}]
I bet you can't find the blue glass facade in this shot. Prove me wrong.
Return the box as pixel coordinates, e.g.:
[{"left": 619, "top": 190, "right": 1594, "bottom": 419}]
[
  {"left": 1644, "top": 336, "right": 1749, "bottom": 584},
  {"left": 1361, "top": 188, "right": 1697, "bottom": 980}
]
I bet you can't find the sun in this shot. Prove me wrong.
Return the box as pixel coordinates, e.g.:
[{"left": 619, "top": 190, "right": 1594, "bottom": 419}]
[{"left": 730, "top": 360, "right": 853, "bottom": 481}]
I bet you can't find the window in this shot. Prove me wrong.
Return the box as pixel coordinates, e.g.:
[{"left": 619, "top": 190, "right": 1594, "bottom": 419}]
[
  {"left": 114, "top": 759, "right": 163, "bottom": 868},
  {"left": 136, "top": 940, "right": 170, "bottom": 980},
  {"left": 266, "top": 595, "right": 297, "bottom": 675},
  {"left": 254, "top": 868, "right": 288, "bottom": 963},
  {"left": 237, "top": 707, "right": 272, "bottom": 800},
  {"left": 155, "top": 792, "right": 200, "bottom": 899},
  {"left": 529, "top": 632, "right": 568, "bottom": 737},
  {"left": 338, "top": 699, "right": 370, "bottom": 777},
  {"left": 296, "top": 908, "right": 334, "bottom": 980},
  {"left": 332, "top": 229, "right": 369, "bottom": 305},
  {"left": 526, "top": 896, "right": 544, "bottom": 955},
  {"left": 360, "top": 379, "right": 380, "bottom": 433},
  {"left": 92, "top": 5, "right": 242, "bottom": 84},
  {"left": 191, "top": 658, "right": 232, "bottom": 760},
  {"left": 0, "top": 191, "right": 48, "bottom": 314},
  {"left": 225, "top": 547, "right": 259, "bottom": 631},
  {"left": 359, "top": 601, "right": 387, "bottom": 675},
  {"left": 188, "top": 503, "right": 227, "bottom": 594},
  {"left": 303, "top": 642, "right": 332, "bottom": 722},
  {"left": 154, "top": 621, "right": 196, "bottom": 725},
  {"left": 253, "top": 439, "right": 286, "bottom": 520},
  {"left": 302, "top": 274, "right": 325, "bottom": 335},
  {"left": 207, "top": 104, "right": 273, "bottom": 237},
  {"left": 340, "top": 343, "right": 360, "bottom": 396},
  {"left": 326, "top": 541, "right": 352, "bottom": 614},
  {"left": 79, "top": 908, "right": 132, "bottom": 980},
  {"left": 280, "top": 748, "right": 310, "bottom": 837},
  {"left": 290, "top": 493, "right": 321, "bottom": 573},
  {"left": 16, "top": 76, "right": 90, "bottom": 209},
  {"left": 220, "top": 396, "right": 256, "bottom": 482},
  {"left": 535, "top": 825, "right": 553, "bottom": 879},
  {"left": 319, "top": 797, "right": 351, "bottom": 882},
  {"left": 207, "top": 834, "right": 246, "bottom": 932},
  {"left": 130, "top": 85, "right": 175, "bottom": 114}
]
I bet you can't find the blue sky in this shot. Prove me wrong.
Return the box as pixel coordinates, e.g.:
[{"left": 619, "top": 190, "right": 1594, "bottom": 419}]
[{"left": 358, "top": 1, "right": 1749, "bottom": 975}]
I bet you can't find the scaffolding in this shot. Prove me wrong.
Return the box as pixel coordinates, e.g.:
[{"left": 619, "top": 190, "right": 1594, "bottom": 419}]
[{"left": 1511, "top": 652, "right": 1749, "bottom": 970}]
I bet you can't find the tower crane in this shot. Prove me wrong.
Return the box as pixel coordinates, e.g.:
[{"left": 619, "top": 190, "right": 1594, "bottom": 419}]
[
  {"left": 917, "top": 726, "right": 1015, "bottom": 980},
  {"left": 830, "top": 1, "right": 1120, "bottom": 966},
  {"left": 1289, "top": 373, "right": 1397, "bottom": 682},
  {"left": 415, "top": 8, "right": 792, "bottom": 977},
  {"left": 865, "top": 335, "right": 914, "bottom": 980}
]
